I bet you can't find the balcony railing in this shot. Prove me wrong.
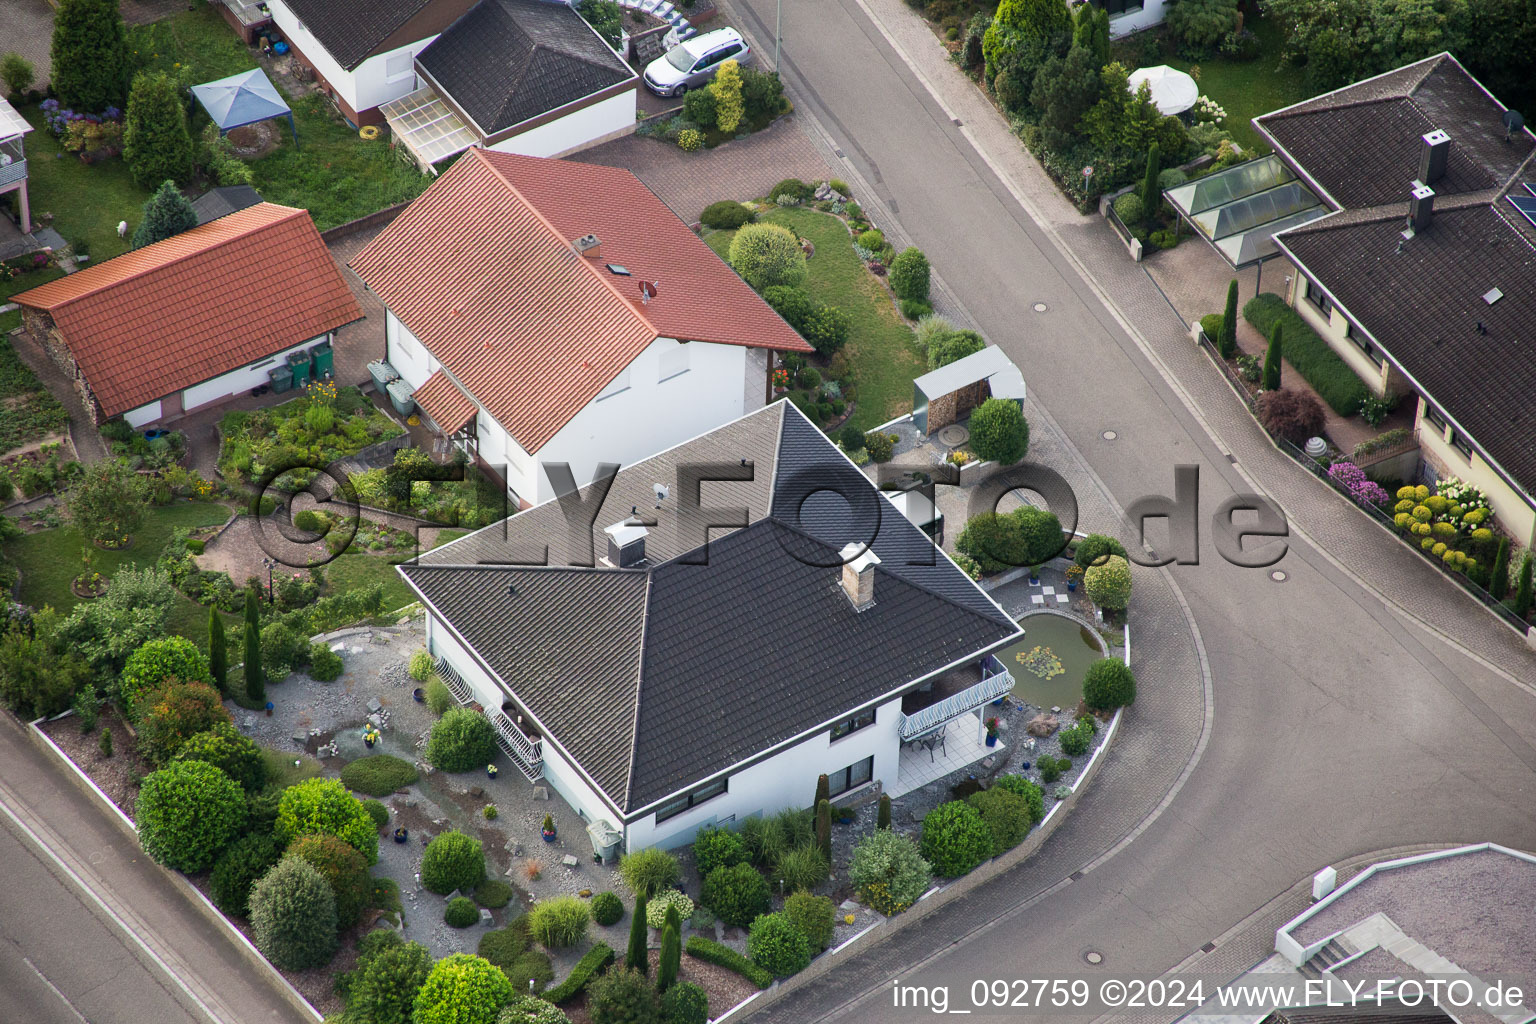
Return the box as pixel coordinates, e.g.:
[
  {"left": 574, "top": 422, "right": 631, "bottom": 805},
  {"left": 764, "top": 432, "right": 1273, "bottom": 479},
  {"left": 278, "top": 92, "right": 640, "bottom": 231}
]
[
  {"left": 0, "top": 141, "right": 25, "bottom": 189},
  {"left": 435, "top": 656, "right": 544, "bottom": 781},
  {"left": 898, "top": 654, "right": 1015, "bottom": 741}
]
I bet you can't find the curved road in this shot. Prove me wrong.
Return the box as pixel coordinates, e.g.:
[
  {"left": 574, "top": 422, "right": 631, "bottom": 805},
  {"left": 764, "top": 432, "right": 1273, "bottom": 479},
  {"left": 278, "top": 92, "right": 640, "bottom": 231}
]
[{"left": 723, "top": 0, "right": 1536, "bottom": 1019}]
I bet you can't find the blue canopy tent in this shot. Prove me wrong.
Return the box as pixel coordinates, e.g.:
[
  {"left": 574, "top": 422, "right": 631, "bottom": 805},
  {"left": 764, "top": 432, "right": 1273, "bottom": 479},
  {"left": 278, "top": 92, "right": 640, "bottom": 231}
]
[{"left": 191, "top": 68, "right": 297, "bottom": 148}]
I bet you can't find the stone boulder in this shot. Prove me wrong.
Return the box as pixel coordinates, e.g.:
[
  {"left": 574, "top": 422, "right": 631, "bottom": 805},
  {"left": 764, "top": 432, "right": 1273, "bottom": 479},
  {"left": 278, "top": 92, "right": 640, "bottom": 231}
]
[{"left": 1025, "top": 713, "right": 1060, "bottom": 737}]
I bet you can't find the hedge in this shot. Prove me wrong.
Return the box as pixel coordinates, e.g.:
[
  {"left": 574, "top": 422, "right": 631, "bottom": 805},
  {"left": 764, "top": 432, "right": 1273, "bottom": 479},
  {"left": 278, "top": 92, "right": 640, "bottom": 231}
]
[
  {"left": 1242, "top": 293, "right": 1370, "bottom": 416},
  {"left": 684, "top": 936, "right": 773, "bottom": 989},
  {"left": 543, "top": 942, "right": 615, "bottom": 1005}
]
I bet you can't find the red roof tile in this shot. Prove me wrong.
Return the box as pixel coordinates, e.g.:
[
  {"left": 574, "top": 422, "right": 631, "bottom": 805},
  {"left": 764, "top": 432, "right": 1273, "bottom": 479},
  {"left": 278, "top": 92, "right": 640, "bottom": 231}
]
[
  {"left": 413, "top": 369, "right": 476, "bottom": 434},
  {"left": 13, "top": 204, "right": 363, "bottom": 418},
  {"left": 350, "top": 149, "right": 810, "bottom": 454}
]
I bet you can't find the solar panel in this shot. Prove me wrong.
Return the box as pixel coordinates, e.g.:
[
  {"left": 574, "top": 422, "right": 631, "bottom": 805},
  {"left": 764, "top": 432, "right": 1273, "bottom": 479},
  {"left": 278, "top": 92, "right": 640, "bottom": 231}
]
[
  {"left": 1525, "top": 182, "right": 1536, "bottom": 196},
  {"left": 1510, "top": 194, "right": 1536, "bottom": 228}
]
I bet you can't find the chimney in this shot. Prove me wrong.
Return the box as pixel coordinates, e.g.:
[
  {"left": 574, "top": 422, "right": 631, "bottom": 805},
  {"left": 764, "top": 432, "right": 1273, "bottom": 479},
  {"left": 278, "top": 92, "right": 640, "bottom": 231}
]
[
  {"left": 574, "top": 233, "right": 602, "bottom": 260},
  {"left": 1419, "top": 129, "right": 1450, "bottom": 186},
  {"left": 603, "top": 520, "right": 647, "bottom": 567},
  {"left": 839, "top": 542, "right": 881, "bottom": 611},
  {"left": 1409, "top": 182, "right": 1435, "bottom": 231}
]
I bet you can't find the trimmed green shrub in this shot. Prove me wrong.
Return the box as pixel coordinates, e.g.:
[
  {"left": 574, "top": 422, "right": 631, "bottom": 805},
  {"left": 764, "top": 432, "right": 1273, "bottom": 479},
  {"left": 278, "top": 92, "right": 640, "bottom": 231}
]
[
  {"left": 124, "top": 73, "right": 193, "bottom": 188},
  {"left": 409, "top": 649, "right": 434, "bottom": 682},
  {"left": 544, "top": 943, "right": 615, "bottom": 1004},
  {"left": 1243, "top": 293, "right": 1370, "bottom": 415},
  {"left": 768, "top": 178, "right": 809, "bottom": 203},
  {"left": 348, "top": 937, "right": 431, "bottom": 1024},
  {"left": 446, "top": 896, "right": 481, "bottom": 928},
  {"left": 619, "top": 847, "right": 680, "bottom": 897},
  {"left": 587, "top": 965, "right": 660, "bottom": 1024},
  {"left": 592, "top": 890, "right": 625, "bottom": 926},
  {"left": 1219, "top": 279, "right": 1239, "bottom": 358},
  {"left": 728, "top": 223, "right": 807, "bottom": 290},
  {"left": 889, "top": 247, "right": 931, "bottom": 302},
  {"left": 660, "top": 981, "right": 709, "bottom": 1024},
  {"left": 498, "top": 996, "right": 570, "bottom": 1024},
  {"left": 276, "top": 778, "right": 379, "bottom": 864},
  {"left": 249, "top": 856, "right": 339, "bottom": 970},
  {"left": 701, "top": 200, "right": 754, "bottom": 229},
  {"left": 1058, "top": 716, "right": 1096, "bottom": 756},
  {"left": 782, "top": 890, "right": 835, "bottom": 951},
  {"left": 1113, "top": 193, "right": 1145, "bottom": 227},
  {"left": 956, "top": 505, "right": 1065, "bottom": 574},
  {"left": 919, "top": 800, "right": 993, "bottom": 877},
  {"left": 848, "top": 827, "right": 932, "bottom": 914},
  {"left": 1084, "top": 554, "right": 1132, "bottom": 610},
  {"left": 685, "top": 936, "right": 774, "bottom": 988},
  {"left": 308, "top": 643, "right": 343, "bottom": 681},
  {"left": 425, "top": 675, "right": 454, "bottom": 715},
  {"left": 475, "top": 879, "right": 515, "bottom": 909},
  {"left": 855, "top": 228, "right": 885, "bottom": 251},
  {"left": 363, "top": 798, "right": 390, "bottom": 831},
  {"left": 747, "top": 912, "right": 812, "bottom": 977},
  {"left": 119, "top": 636, "right": 212, "bottom": 719},
  {"left": 968, "top": 397, "right": 1030, "bottom": 464},
  {"left": 1084, "top": 657, "right": 1136, "bottom": 709},
  {"left": 136, "top": 760, "right": 246, "bottom": 872},
  {"left": 1037, "top": 754, "right": 1071, "bottom": 784},
  {"left": 1073, "top": 533, "right": 1128, "bottom": 569},
  {"left": 478, "top": 916, "right": 533, "bottom": 975},
  {"left": 289, "top": 833, "right": 370, "bottom": 931},
  {"left": 900, "top": 297, "right": 933, "bottom": 320},
  {"left": 426, "top": 707, "right": 499, "bottom": 772},
  {"left": 928, "top": 327, "right": 985, "bottom": 370},
  {"left": 421, "top": 831, "right": 486, "bottom": 894},
  {"left": 341, "top": 754, "right": 420, "bottom": 797},
  {"left": 683, "top": 87, "right": 719, "bottom": 128},
  {"left": 413, "top": 954, "right": 514, "bottom": 1024},
  {"left": 174, "top": 720, "right": 265, "bottom": 791},
  {"left": 966, "top": 787, "right": 1032, "bottom": 857},
  {"left": 991, "top": 775, "right": 1045, "bottom": 827},
  {"left": 528, "top": 895, "right": 590, "bottom": 948},
  {"left": 701, "top": 862, "right": 771, "bottom": 928},
  {"left": 658, "top": 908, "right": 681, "bottom": 992},
  {"left": 209, "top": 833, "right": 280, "bottom": 917},
  {"left": 774, "top": 843, "right": 829, "bottom": 892},
  {"left": 864, "top": 431, "right": 897, "bottom": 463},
  {"left": 136, "top": 680, "right": 230, "bottom": 766}
]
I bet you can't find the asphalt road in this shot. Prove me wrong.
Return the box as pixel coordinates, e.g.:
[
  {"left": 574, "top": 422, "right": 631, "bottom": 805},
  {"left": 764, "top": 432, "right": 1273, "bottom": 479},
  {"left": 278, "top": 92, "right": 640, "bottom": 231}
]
[{"left": 725, "top": 0, "right": 1536, "bottom": 1019}]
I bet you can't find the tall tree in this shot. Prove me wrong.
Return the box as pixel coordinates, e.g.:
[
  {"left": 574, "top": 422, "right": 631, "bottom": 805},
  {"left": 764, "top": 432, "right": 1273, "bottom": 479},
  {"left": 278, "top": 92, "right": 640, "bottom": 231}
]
[
  {"left": 1263, "top": 322, "right": 1283, "bottom": 391},
  {"left": 815, "top": 799, "right": 832, "bottom": 862},
  {"left": 67, "top": 461, "right": 146, "bottom": 547},
  {"left": 208, "top": 607, "right": 228, "bottom": 695},
  {"left": 244, "top": 620, "right": 264, "bottom": 704},
  {"left": 626, "top": 890, "right": 649, "bottom": 975},
  {"left": 132, "top": 180, "right": 198, "bottom": 248},
  {"left": 1219, "top": 279, "right": 1239, "bottom": 358},
  {"left": 123, "top": 71, "right": 194, "bottom": 189},
  {"left": 1139, "top": 143, "right": 1162, "bottom": 225},
  {"left": 1488, "top": 537, "right": 1510, "bottom": 600},
  {"left": 657, "top": 905, "right": 681, "bottom": 992},
  {"left": 50, "top": 0, "right": 130, "bottom": 112},
  {"left": 1514, "top": 553, "right": 1534, "bottom": 619},
  {"left": 245, "top": 588, "right": 260, "bottom": 627},
  {"left": 814, "top": 774, "right": 829, "bottom": 808}
]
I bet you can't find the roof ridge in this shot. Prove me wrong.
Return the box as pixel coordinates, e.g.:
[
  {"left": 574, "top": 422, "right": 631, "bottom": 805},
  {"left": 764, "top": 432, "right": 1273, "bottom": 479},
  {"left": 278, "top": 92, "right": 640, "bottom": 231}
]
[
  {"left": 23, "top": 203, "right": 307, "bottom": 309},
  {"left": 622, "top": 572, "right": 654, "bottom": 813},
  {"left": 400, "top": 562, "right": 651, "bottom": 575},
  {"left": 474, "top": 151, "right": 659, "bottom": 341}
]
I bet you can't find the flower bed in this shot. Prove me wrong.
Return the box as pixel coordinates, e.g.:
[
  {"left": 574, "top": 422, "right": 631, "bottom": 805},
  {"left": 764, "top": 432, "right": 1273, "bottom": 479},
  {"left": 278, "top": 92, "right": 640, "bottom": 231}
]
[{"left": 217, "top": 384, "right": 403, "bottom": 487}]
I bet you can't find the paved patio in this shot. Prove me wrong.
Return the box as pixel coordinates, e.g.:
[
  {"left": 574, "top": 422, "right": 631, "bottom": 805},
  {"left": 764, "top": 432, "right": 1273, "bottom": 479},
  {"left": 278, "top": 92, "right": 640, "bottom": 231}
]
[{"left": 890, "top": 709, "right": 997, "bottom": 797}]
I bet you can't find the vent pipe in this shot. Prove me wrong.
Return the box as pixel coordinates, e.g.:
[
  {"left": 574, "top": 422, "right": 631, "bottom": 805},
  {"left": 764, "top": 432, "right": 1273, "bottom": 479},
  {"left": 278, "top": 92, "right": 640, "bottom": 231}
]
[
  {"left": 1409, "top": 183, "right": 1435, "bottom": 231},
  {"left": 1419, "top": 129, "right": 1450, "bottom": 186}
]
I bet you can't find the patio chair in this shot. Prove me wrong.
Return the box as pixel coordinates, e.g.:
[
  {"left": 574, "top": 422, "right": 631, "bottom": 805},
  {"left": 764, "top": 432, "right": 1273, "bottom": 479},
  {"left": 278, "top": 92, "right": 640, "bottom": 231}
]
[{"left": 924, "top": 725, "right": 947, "bottom": 762}]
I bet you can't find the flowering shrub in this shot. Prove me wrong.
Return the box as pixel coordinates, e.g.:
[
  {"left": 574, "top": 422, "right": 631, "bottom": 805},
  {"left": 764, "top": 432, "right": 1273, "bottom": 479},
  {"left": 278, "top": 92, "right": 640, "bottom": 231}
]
[
  {"left": 1326, "top": 462, "right": 1390, "bottom": 507},
  {"left": 40, "top": 98, "right": 122, "bottom": 138},
  {"left": 645, "top": 889, "right": 695, "bottom": 929},
  {"left": 1191, "top": 95, "right": 1226, "bottom": 125}
]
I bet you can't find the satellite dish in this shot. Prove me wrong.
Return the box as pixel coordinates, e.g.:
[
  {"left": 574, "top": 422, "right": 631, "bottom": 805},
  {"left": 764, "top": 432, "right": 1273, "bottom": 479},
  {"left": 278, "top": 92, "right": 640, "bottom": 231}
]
[
  {"left": 638, "top": 280, "right": 658, "bottom": 303},
  {"left": 653, "top": 483, "right": 669, "bottom": 508},
  {"left": 1504, "top": 109, "right": 1525, "bottom": 140}
]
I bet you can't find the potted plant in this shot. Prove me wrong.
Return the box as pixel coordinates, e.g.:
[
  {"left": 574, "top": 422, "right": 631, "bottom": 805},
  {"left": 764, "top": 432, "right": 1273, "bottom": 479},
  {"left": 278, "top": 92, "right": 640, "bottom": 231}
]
[
  {"left": 1065, "top": 564, "right": 1083, "bottom": 592},
  {"left": 1028, "top": 564, "right": 1042, "bottom": 586},
  {"left": 363, "top": 725, "right": 380, "bottom": 749},
  {"left": 393, "top": 827, "right": 409, "bottom": 844},
  {"left": 412, "top": 687, "right": 425, "bottom": 703},
  {"left": 485, "top": 763, "right": 498, "bottom": 779},
  {"left": 985, "top": 717, "right": 1000, "bottom": 747},
  {"left": 541, "top": 814, "right": 557, "bottom": 843}
]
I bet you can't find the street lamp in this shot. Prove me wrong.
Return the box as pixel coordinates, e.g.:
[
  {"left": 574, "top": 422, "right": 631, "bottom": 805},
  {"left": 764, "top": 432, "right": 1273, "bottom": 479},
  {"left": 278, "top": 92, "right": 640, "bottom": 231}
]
[{"left": 775, "top": 0, "right": 782, "bottom": 73}]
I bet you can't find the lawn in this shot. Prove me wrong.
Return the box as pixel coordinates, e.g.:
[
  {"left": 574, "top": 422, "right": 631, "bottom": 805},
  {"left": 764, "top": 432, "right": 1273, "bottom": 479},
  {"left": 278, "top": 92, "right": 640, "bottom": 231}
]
[
  {"left": 705, "top": 207, "right": 925, "bottom": 432},
  {"left": 1, "top": 264, "right": 71, "bottom": 455},
  {"left": 18, "top": 6, "right": 430, "bottom": 257},
  {"left": 323, "top": 551, "right": 415, "bottom": 613}
]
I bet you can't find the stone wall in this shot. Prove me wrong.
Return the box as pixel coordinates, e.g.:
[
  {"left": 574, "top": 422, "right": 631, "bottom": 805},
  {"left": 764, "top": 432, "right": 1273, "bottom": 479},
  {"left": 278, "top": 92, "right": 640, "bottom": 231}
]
[
  {"left": 24, "top": 308, "right": 101, "bottom": 424},
  {"left": 925, "top": 379, "right": 990, "bottom": 434}
]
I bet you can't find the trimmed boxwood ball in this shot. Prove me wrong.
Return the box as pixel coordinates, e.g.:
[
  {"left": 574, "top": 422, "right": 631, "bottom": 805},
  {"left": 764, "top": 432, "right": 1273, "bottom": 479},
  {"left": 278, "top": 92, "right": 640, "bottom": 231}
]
[
  {"left": 209, "top": 833, "right": 280, "bottom": 917},
  {"left": 498, "top": 995, "right": 570, "bottom": 1024},
  {"left": 728, "top": 223, "right": 807, "bottom": 291},
  {"left": 919, "top": 800, "right": 993, "bottom": 878},
  {"left": 1083, "top": 554, "right": 1133, "bottom": 611},
  {"left": 413, "top": 953, "right": 514, "bottom": 1024},
  {"left": 445, "top": 896, "right": 481, "bottom": 928},
  {"left": 768, "top": 178, "right": 809, "bottom": 202},
  {"left": 700, "top": 200, "right": 755, "bottom": 229},
  {"left": 475, "top": 879, "right": 515, "bottom": 909},
  {"left": 701, "top": 862, "right": 771, "bottom": 928},
  {"left": 782, "top": 890, "right": 836, "bottom": 952},
  {"left": 362, "top": 798, "right": 390, "bottom": 831},
  {"left": 660, "top": 982, "right": 709, "bottom": 1024},
  {"left": 967, "top": 397, "right": 1030, "bottom": 465},
  {"left": 349, "top": 937, "right": 432, "bottom": 1024},
  {"left": 288, "top": 833, "right": 371, "bottom": 931},
  {"left": 991, "top": 775, "right": 1045, "bottom": 827},
  {"left": 136, "top": 759, "right": 247, "bottom": 872},
  {"left": 1084, "top": 657, "right": 1136, "bottom": 710},
  {"left": 966, "top": 787, "right": 1032, "bottom": 857},
  {"left": 308, "top": 642, "right": 343, "bottom": 681},
  {"left": 249, "top": 856, "right": 339, "bottom": 970},
  {"left": 747, "top": 912, "right": 812, "bottom": 977},
  {"left": 173, "top": 720, "right": 266, "bottom": 791},
  {"left": 425, "top": 707, "right": 499, "bottom": 773},
  {"left": 119, "top": 636, "right": 211, "bottom": 720},
  {"left": 586, "top": 965, "right": 660, "bottom": 1024},
  {"left": 693, "top": 826, "right": 748, "bottom": 878},
  {"left": 276, "top": 777, "right": 379, "bottom": 865},
  {"left": 341, "top": 754, "right": 420, "bottom": 797},
  {"left": 421, "top": 830, "right": 486, "bottom": 895},
  {"left": 1073, "top": 532, "right": 1128, "bottom": 569},
  {"left": 591, "top": 891, "right": 624, "bottom": 926},
  {"left": 888, "top": 247, "right": 931, "bottom": 303}
]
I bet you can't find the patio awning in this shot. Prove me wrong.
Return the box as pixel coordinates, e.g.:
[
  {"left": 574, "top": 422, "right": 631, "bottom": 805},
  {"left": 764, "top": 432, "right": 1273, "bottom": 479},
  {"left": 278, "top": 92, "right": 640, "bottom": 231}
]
[
  {"left": 899, "top": 660, "right": 1015, "bottom": 741},
  {"left": 1164, "top": 154, "right": 1331, "bottom": 268},
  {"left": 191, "top": 68, "right": 296, "bottom": 145},
  {"left": 0, "top": 96, "right": 33, "bottom": 144},
  {"left": 381, "top": 87, "right": 479, "bottom": 172}
]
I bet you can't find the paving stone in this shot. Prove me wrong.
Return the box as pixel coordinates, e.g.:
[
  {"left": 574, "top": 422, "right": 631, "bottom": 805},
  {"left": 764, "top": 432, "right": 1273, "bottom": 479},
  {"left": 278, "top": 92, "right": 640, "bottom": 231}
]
[
  {"left": 561, "top": 855, "right": 579, "bottom": 868},
  {"left": 367, "top": 698, "right": 383, "bottom": 713},
  {"left": 531, "top": 786, "right": 550, "bottom": 801}
]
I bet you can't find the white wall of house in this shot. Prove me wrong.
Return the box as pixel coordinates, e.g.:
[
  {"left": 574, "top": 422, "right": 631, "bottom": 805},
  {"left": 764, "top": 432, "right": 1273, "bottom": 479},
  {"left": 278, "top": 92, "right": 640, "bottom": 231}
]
[
  {"left": 539, "top": 742, "right": 620, "bottom": 832},
  {"left": 268, "top": 1, "right": 437, "bottom": 117},
  {"left": 624, "top": 694, "right": 906, "bottom": 853},
  {"left": 1106, "top": 0, "right": 1169, "bottom": 37},
  {"left": 124, "top": 401, "right": 163, "bottom": 428},
  {"left": 385, "top": 310, "right": 439, "bottom": 390},
  {"left": 485, "top": 88, "right": 637, "bottom": 160},
  {"left": 119, "top": 336, "right": 324, "bottom": 427}
]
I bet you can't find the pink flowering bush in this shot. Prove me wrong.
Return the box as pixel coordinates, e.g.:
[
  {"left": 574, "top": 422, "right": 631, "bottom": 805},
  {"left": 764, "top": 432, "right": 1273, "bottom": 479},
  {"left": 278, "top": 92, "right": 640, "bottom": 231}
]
[{"left": 1328, "top": 461, "right": 1390, "bottom": 507}]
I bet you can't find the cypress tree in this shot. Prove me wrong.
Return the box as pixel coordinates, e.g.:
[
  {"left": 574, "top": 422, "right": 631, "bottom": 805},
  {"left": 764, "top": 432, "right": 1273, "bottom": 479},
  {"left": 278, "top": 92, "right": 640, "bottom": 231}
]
[
  {"left": 657, "top": 905, "right": 681, "bottom": 992},
  {"left": 1139, "top": 143, "right": 1162, "bottom": 225},
  {"left": 1514, "top": 554, "right": 1534, "bottom": 619},
  {"left": 626, "top": 890, "right": 649, "bottom": 975},
  {"left": 815, "top": 799, "right": 832, "bottom": 862},
  {"left": 209, "top": 607, "right": 227, "bottom": 694},
  {"left": 1263, "top": 322, "right": 1283, "bottom": 391},
  {"left": 123, "top": 71, "right": 194, "bottom": 189},
  {"left": 877, "top": 794, "right": 892, "bottom": 830},
  {"left": 813, "top": 774, "right": 829, "bottom": 809},
  {"left": 1488, "top": 537, "right": 1510, "bottom": 601},
  {"left": 1218, "top": 279, "right": 1239, "bottom": 359},
  {"left": 245, "top": 588, "right": 260, "bottom": 626},
  {"left": 132, "top": 180, "right": 197, "bottom": 248},
  {"left": 50, "top": 0, "right": 130, "bottom": 113},
  {"left": 244, "top": 620, "right": 264, "bottom": 704}
]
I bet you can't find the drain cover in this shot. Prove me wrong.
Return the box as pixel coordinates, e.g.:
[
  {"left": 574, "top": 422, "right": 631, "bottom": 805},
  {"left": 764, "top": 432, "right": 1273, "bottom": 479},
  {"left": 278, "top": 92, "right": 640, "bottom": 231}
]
[
  {"left": 1102, "top": 430, "right": 1117, "bottom": 441},
  {"left": 1084, "top": 951, "right": 1104, "bottom": 965},
  {"left": 1033, "top": 302, "right": 1048, "bottom": 312},
  {"left": 937, "top": 424, "right": 970, "bottom": 447},
  {"left": 1271, "top": 570, "right": 1288, "bottom": 582}
]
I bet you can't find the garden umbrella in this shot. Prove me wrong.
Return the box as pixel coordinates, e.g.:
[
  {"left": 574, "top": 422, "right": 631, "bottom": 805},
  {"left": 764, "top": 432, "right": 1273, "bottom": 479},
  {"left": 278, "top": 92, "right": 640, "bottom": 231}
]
[
  {"left": 1126, "top": 65, "right": 1200, "bottom": 116},
  {"left": 191, "top": 68, "right": 297, "bottom": 147}
]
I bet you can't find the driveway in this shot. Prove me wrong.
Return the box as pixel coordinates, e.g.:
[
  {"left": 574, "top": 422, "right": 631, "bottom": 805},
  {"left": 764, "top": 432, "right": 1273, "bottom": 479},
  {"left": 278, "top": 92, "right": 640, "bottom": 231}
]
[{"left": 713, "top": 0, "right": 1536, "bottom": 1019}]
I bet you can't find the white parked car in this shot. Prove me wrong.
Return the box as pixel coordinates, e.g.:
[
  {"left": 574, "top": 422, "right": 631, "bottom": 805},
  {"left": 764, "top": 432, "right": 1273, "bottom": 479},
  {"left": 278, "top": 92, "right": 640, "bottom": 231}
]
[{"left": 642, "top": 27, "right": 752, "bottom": 98}]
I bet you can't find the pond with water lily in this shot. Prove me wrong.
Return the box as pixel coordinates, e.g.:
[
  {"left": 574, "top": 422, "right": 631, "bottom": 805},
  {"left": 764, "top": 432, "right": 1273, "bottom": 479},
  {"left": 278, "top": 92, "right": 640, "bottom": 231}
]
[{"left": 998, "top": 611, "right": 1108, "bottom": 710}]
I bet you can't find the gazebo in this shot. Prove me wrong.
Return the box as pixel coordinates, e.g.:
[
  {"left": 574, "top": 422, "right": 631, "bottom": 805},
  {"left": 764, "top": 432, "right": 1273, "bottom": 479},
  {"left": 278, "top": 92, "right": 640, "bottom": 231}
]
[{"left": 191, "top": 68, "right": 297, "bottom": 147}]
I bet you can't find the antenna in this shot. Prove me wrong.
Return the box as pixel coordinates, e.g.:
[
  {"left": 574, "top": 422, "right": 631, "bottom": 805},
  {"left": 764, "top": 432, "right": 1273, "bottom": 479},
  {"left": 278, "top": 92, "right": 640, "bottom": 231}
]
[
  {"left": 638, "top": 280, "right": 658, "bottom": 304},
  {"left": 1504, "top": 109, "right": 1525, "bottom": 142},
  {"left": 653, "top": 483, "right": 669, "bottom": 508}
]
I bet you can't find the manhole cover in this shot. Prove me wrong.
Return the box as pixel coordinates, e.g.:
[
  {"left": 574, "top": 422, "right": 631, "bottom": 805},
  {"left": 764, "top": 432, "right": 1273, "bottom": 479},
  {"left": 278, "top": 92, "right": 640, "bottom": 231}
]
[
  {"left": 1033, "top": 302, "right": 1048, "bottom": 312},
  {"left": 1102, "top": 430, "right": 1117, "bottom": 440},
  {"left": 937, "top": 424, "right": 970, "bottom": 447},
  {"left": 1084, "top": 950, "right": 1104, "bottom": 965},
  {"left": 1271, "top": 570, "right": 1288, "bottom": 582}
]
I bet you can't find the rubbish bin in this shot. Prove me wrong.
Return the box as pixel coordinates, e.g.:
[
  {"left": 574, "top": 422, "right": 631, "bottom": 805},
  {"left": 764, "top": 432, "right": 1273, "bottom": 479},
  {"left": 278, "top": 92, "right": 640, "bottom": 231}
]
[
  {"left": 586, "top": 819, "right": 623, "bottom": 865},
  {"left": 367, "top": 360, "right": 399, "bottom": 393},
  {"left": 268, "top": 364, "right": 293, "bottom": 393},
  {"left": 288, "top": 350, "right": 312, "bottom": 390},
  {"left": 310, "top": 342, "right": 333, "bottom": 379},
  {"left": 385, "top": 377, "right": 415, "bottom": 418}
]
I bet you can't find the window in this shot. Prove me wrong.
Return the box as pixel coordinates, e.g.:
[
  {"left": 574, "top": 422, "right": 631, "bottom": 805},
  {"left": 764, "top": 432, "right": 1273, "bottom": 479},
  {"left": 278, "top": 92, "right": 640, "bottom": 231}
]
[
  {"left": 1449, "top": 430, "right": 1473, "bottom": 460},
  {"left": 1343, "top": 323, "right": 1384, "bottom": 368},
  {"left": 826, "top": 756, "right": 874, "bottom": 798},
  {"left": 1305, "top": 280, "right": 1333, "bottom": 317},
  {"left": 385, "top": 51, "right": 414, "bottom": 81},
  {"left": 1090, "top": 0, "right": 1144, "bottom": 16},
  {"left": 655, "top": 777, "right": 728, "bottom": 823},
  {"left": 596, "top": 367, "right": 630, "bottom": 400},
  {"left": 719, "top": 42, "right": 743, "bottom": 60},
  {"left": 1424, "top": 404, "right": 1448, "bottom": 436},
  {"left": 658, "top": 343, "right": 689, "bottom": 383},
  {"left": 830, "top": 709, "right": 875, "bottom": 742}
]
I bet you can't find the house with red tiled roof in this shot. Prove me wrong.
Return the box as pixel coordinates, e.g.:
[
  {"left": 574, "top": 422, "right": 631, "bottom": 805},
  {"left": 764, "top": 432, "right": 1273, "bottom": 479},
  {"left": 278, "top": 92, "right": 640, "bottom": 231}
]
[
  {"left": 13, "top": 203, "right": 363, "bottom": 428},
  {"left": 351, "top": 148, "right": 812, "bottom": 507}
]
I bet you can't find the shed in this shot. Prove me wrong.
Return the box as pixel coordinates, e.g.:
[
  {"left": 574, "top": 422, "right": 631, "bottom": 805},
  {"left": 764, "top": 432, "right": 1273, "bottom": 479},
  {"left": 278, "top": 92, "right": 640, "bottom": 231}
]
[{"left": 911, "top": 346, "right": 1026, "bottom": 435}]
